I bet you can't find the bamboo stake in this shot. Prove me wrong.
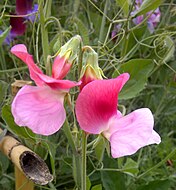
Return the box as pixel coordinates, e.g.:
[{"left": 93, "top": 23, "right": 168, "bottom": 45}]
[
  {"left": 0, "top": 128, "right": 53, "bottom": 186},
  {"left": 15, "top": 166, "right": 34, "bottom": 190}
]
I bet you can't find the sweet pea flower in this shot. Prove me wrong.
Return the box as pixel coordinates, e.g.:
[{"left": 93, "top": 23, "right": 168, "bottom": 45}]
[
  {"left": 11, "top": 36, "right": 82, "bottom": 135},
  {"left": 75, "top": 73, "right": 161, "bottom": 158},
  {"left": 147, "top": 8, "right": 161, "bottom": 33},
  {"left": 131, "top": 0, "right": 161, "bottom": 33},
  {"left": 111, "top": 24, "right": 122, "bottom": 40}
]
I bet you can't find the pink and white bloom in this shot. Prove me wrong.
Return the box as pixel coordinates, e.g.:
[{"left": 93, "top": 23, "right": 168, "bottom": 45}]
[
  {"left": 75, "top": 73, "right": 161, "bottom": 158},
  {"left": 11, "top": 44, "right": 80, "bottom": 135}
]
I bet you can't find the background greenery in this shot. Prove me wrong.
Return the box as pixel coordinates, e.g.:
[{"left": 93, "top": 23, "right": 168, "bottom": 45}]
[{"left": 0, "top": 0, "right": 176, "bottom": 189}]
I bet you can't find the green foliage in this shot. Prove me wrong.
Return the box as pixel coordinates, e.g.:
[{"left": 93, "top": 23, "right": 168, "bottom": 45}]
[
  {"left": 113, "top": 59, "right": 154, "bottom": 100},
  {"left": 134, "top": 0, "right": 164, "bottom": 16},
  {"left": 136, "top": 179, "right": 171, "bottom": 190},
  {"left": 116, "top": 0, "right": 130, "bottom": 16},
  {"left": 122, "top": 158, "right": 139, "bottom": 177},
  {"left": 0, "top": 27, "right": 11, "bottom": 45},
  {"left": 101, "top": 155, "right": 126, "bottom": 190},
  {"left": 0, "top": 80, "right": 8, "bottom": 105},
  {"left": 0, "top": 0, "right": 176, "bottom": 189}
]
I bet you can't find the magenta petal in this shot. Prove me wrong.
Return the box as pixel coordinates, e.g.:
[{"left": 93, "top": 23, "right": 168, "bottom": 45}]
[
  {"left": 75, "top": 73, "right": 130, "bottom": 134},
  {"left": 11, "top": 44, "right": 45, "bottom": 86},
  {"left": 16, "top": 0, "right": 33, "bottom": 15},
  {"left": 10, "top": 16, "right": 26, "bottom": 36},
  {"left": 52, "top": 55, "right": 71, "bottom": 79},
  {"left": 12, "top": 85, "right": 66, "bottom": 135},
  {"left": 108, "top": 108, "right": 161, "bottom": 158}
]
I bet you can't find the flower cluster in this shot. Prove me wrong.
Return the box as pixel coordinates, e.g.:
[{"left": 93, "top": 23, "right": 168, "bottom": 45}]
[
  {"left": 131, "top": 0, "right": 161, "bottom": 33},
  {"left": 11, "top": 36, "right": 161, "bottom": 158},
  {"left": 111, "top": 0, "right": 161, "bottom": 38},
  {"left": 0, "top": 0, "right": 38, "bottom": 45}
]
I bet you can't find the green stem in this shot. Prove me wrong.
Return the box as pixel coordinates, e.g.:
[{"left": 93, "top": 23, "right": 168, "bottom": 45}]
[
  {"left": 81, "top": 132, "right": 87, "bottom": 190},
  {"left": 62, "top": 120, "right": 81, "bottom": 189},
  {"left": 62, "top": 120, "right": 77, "bottom": 155},
  {"left": 38, "top": 0, "right": 49, "bottom": 71},
  {"left": 98, "top": 0, "right": 109, "bottom": 44},
  {"left": 0, "top": 66, "right": 28, "bottom": 73},
  {"left": 137, "top": 148, "right": 176, "bottom": 179}
]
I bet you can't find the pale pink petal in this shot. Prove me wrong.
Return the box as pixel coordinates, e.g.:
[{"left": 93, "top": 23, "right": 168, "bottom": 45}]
[
  {"left": 11, "top": 44, "right": 44, "bottom": 86},
  {"left": 12, "top": 85, "right": 66, "bottom": 135},
  {"left": 52, "top": 55, "right": 71, "bottom": 79},
  {"left": 75, "top": 73, "right": 130, "bottom": 134},
  {"left": 147, "top": 130, "right": 161, "bottom": 144},
  {"left": 108, "top": 108, "right": 161, "bottom": 158}
]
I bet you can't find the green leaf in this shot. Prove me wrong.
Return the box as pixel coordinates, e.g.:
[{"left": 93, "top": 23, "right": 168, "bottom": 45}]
[
  {"left": 101, "top": 155, "right": 126, "bottom": 190},
  {"left": 1, "top": 105, "right": 36, "bottom": 140},
  {"left": 113, "top": 59, "right": 154, "bottom": 100},
  {"left": 94, "top": 136, "right": 106, "bottom": 162},
  {"left": 0, "top": 80, "right": 8, "bottom": 105},
  {"left": 134, "top": 0, "right": 163, "bottom": 17},
  {"left": 91, "top": 184, "right": 102, "bottom": 190},
  {"left": 73, "top": 17, "right": 89, "bottom": 45},
  {"left": 43, "top": 141, "right": 56, "bottom": 176},
  {"left": 0, "top": 152, "right": 9, "bottom": 173},
  {"left": 120, "top": 26, "right": 147, "bottom": 59},
  {"left": 0, "top": 27, "right": 11, "bottom": 45},
  {"left": 86, "top": 176, "right": 91, "bottom": 190},
  {"left": 137, "top": 179, "right": 171, "bottom": 190},
  {"left": 116, "top": 0, "right": 130, "bottom": 16},
  {"left": 122, "top": 158, "right": 139, "bottom": 177}
]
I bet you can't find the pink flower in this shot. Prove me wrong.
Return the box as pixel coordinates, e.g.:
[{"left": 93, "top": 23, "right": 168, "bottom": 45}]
[
  {"left": 75, "top": 73, "right": 161, "bottom": 158},
  {"left": 11, "top": 44, "right": 81, "bottom": 135}
]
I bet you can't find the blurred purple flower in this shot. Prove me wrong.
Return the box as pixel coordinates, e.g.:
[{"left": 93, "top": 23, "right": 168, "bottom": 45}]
[
  {"left": 111, "top": 24, "right": 122, "bottom": 41},
  {"left": 1, "top": 0, "right": 38, "bottom": 45},
  {"left": 131, "top": 0, "right": 161, "bottom": 33},
  {"left": 0, "top": 15, "right": 26, "bottom": 45},
  {"left": 16, "top": 0, "right": 39, "bottom": 22},
  {"left": 147, "top": 8, "right": 161, "bottom": 33}
]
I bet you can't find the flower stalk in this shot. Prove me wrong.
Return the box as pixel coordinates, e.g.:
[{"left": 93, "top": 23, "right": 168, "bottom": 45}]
[
  {"left": 63, "top": 120, "right": 81, "bottom": 188},
  {"left": 38, "top": 0, "right": 49, "bottom": 70},
  {"left": 81, "top": 131, "right": 88, "bottom": 190}
]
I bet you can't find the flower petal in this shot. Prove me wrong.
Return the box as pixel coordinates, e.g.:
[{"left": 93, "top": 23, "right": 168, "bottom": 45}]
[
  {"left": 75, "top": 73, "right": 130, "bottom": 134},
  {"left": 11, "top": 44, "right": 45, "bottom": 86},
  {"left": 10, "top": 15, "right": 26, "bottom": 36},
  {"left": 37, "top": 73, "right": 82, "bottom": 90},
  {"left": 52, "top": 55, "right": 71, "bottom": 79},
  {"left": 11, "top": 44, "right": 80, "bottom": 90},
  {"left": 108, "top": 108, "right": 161, "bottom": 158},
  {"left": 16, "top": 0, "right": 33, "bottom": 15},
  {"left": 12, "top": 85, "right": 66, "bottom": 135}
]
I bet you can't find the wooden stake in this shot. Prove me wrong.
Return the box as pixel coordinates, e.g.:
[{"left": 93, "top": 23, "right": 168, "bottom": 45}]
[
  {"left": 0, "top": 129, "right": 53, "bottom": 187},
  {"left": 15, "top": 166, "right": 34, "bottom": 190}
]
